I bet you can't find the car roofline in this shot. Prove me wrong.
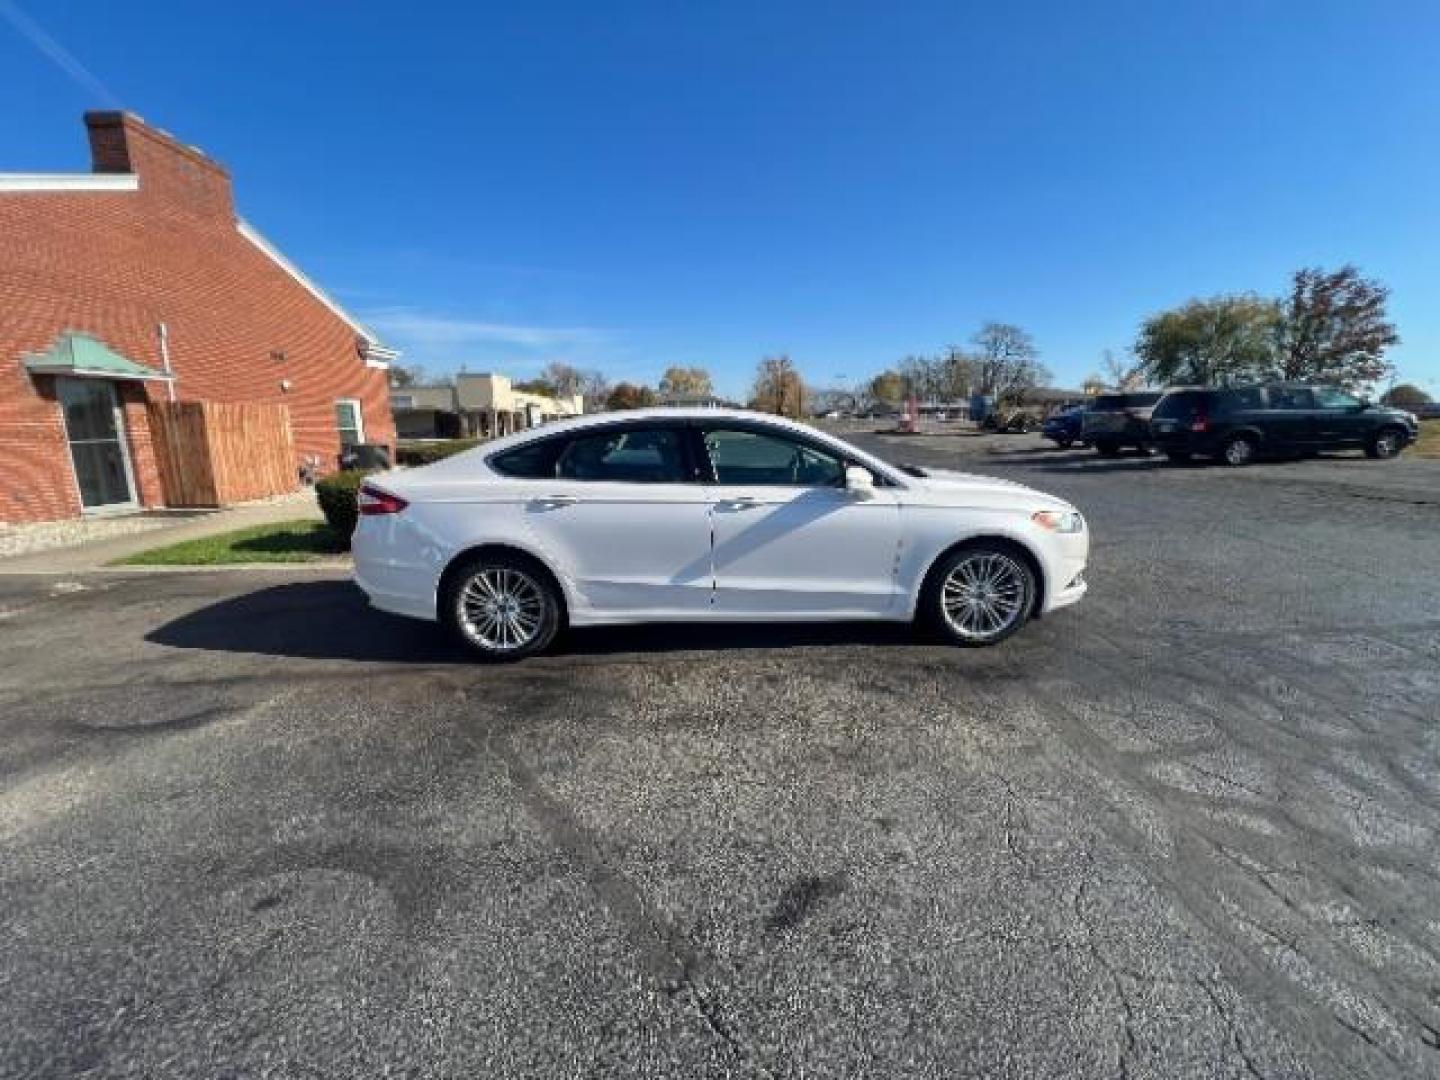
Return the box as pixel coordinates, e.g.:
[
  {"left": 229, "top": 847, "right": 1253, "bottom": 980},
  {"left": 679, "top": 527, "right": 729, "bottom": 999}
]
[{"left": 465, "top": 408, "right": 912, "bottom": 487}]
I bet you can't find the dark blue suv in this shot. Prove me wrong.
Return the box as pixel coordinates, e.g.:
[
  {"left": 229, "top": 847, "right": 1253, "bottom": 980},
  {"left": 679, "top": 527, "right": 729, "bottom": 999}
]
[
  {"left": 1041, "top": 405, "right": 1086, "bottom": 449},
  {"left": 1149, "top": 384, "right": 1419, "bottom": 466}
]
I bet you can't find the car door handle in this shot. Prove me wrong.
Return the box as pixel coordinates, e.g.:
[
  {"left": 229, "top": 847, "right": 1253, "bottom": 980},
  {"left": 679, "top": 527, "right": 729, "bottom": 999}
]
[
  {"left": 717, "top": 496, "right": 761, "bottom": 510},
  {"left": 535, "top": 494, "right": 578, "bottom": 507}
]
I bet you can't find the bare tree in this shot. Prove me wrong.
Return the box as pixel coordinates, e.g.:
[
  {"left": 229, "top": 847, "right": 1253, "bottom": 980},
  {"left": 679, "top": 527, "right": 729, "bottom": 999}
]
[
  {"left": 539, "top": 362, "right": 584, "bottom": 398},
  {"left": 972, "top": 322, "right": 1050, "bottom": 404},
  {"left": 578, "top": 369, "right": 610, "bottom": 412},
  {"left": 1101, "top": 348, "right": 1145, "bottom": 390}
]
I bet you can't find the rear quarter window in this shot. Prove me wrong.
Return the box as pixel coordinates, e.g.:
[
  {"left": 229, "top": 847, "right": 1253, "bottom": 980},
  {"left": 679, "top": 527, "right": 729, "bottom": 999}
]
[
  {"left": 1152, "top": 392, "right": 1200, "bottom": 419},
  {"left": 1217, "top": 387, "right": 1264, "bottom": 413}
]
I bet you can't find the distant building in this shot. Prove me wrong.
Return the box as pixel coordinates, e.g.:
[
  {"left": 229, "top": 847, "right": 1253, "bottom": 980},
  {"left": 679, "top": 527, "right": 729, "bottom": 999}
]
[
  {"left": 657, "top": 392, "right": 732, "bottom": 409},
  {"left": 392, "top": 373, "right": 583, "bottom": 439},
  {"left": 0, "top": 112, "right": 398, "bottom": 523}
]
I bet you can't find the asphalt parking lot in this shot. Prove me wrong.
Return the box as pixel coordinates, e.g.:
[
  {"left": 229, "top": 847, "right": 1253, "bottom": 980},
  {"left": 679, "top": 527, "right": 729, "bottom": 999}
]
[{"left": 3, "top": 435, "right": 1439, "bottom": 1079}]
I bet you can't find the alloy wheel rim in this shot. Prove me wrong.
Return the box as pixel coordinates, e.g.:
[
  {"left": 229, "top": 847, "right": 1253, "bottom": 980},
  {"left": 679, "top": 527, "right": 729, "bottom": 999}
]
[
  {"left": 942, "top": 553, "right": 1028, "bottom": 641},
  {"left": 1227, "top": 440, "right": 1252, "bottom": 465},
  {"left": 458, "top": 568, "right": 544, "bottom": 650},
  {"left": 1377, "top": 434, "right": 1398, "bottom": 457}
]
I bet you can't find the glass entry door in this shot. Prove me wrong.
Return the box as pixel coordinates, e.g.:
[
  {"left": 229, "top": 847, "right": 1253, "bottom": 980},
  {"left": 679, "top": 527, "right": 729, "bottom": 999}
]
[{"left": 57, "top": 378, "right": 137, "bottom": 511}]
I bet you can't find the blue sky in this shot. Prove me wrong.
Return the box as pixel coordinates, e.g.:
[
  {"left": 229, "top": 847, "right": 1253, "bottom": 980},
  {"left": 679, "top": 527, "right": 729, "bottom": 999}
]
[{"left": 3, "top": 1, "right": 1438, "bottom": 399}]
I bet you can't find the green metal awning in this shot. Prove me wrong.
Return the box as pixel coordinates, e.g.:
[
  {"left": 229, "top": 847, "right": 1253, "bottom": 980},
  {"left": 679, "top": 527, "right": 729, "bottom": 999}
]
[{"left": 23, "top": 331, "right": 173, "bottom": 382}]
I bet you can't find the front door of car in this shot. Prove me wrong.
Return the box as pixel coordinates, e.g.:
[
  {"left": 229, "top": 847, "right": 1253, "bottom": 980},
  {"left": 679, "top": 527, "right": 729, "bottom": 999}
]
[
  {"left": 1311, "top": 387, "right": 1369, "bottom": 447},
  {"left": 519, "top": 423, "right": 714, "bottom": 616},
  {"left": 698, "top": 425, "right": 902, "bottom": 617}
]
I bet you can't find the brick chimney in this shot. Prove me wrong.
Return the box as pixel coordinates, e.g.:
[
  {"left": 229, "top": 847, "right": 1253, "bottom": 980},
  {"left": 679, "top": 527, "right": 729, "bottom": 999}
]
[{"left": 84, "top": 111, "right": 234, "bottom": 220}]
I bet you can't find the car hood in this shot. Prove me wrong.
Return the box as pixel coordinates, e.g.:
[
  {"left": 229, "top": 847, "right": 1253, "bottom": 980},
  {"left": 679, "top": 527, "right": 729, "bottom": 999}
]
[{"left": 900, "top": 466, "right": 1074, "bottom": 511}]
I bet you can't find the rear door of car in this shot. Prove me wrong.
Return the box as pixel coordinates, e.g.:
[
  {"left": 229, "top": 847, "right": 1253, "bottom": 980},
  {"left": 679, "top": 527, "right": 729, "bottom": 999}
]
[
  {"left": 1260, "top": 387, "right": 1317, "bottom": 450},
  {"left": 506, "top": 420, "right": 716, "bottom": 616}
]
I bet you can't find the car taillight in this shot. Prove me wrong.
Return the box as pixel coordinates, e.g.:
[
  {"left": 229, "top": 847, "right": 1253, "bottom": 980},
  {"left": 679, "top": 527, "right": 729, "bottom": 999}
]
[
  {"left": 1190, "top": 412, "right": 1209, "bottom": 433},
  {"left": 358, "top": 484, "right": 408, "bottom": 516}
]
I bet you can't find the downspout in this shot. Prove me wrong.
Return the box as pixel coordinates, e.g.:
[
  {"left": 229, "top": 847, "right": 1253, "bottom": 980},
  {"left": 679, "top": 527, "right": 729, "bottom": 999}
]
[{"left": 157, "top": 322, "right": 176, "bottom": 401}]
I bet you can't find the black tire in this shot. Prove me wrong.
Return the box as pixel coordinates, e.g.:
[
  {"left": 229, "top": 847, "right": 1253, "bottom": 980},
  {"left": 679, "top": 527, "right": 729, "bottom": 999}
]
[
  {"left": 1365, "top": 427, "right": 1406, "bottom": 460},
  {"left": 1220, "top": 434, "right": 1256, "bottom": 467},
  {"left": 922, "top": 541, "right": 1037, "bottom": 648},
  {"left": 1165, "top": 451, "right": 1192, "bottom": 464},
  {"left": 441, "top": 552, "right": 564, "bottom": 662},
  {"left": 1056, "top": 437, "right": 1074, "bottom": 450},
  {"left": 1095, "top": 440, "right": 1121, "bottom": 458}
]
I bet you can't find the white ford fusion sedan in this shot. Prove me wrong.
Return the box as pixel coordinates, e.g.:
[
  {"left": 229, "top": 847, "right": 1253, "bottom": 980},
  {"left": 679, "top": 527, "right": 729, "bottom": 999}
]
[{"left": 353, "top": 409, "right": 1088, "bottom": 660}]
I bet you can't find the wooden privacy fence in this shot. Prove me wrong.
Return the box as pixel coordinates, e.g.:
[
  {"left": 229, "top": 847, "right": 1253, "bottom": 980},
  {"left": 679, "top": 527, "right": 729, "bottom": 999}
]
[{"left": 147, "top": 401, "right": 297, "bottom": 507}]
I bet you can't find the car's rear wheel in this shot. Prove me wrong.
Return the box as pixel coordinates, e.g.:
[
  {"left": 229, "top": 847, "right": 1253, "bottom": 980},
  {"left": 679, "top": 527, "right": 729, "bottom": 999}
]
[
  {"left": 1366, "top": 427, "right": 1405, "bottom": 460},
  {"left": 1220, "top": 435, "right": 1256, "bottom": 467},
  {"left": 925, "top": 543, "right": 1036, "bottom": 648},
  {"left": 1095, "top": 439, "right": 1121, "bottom": 458},
  {"left": 1055, "top": 437, "right": 1074, "bottom": 449},
  {"left": 443, "top": 553, "right": 563, "bottom": 661}
]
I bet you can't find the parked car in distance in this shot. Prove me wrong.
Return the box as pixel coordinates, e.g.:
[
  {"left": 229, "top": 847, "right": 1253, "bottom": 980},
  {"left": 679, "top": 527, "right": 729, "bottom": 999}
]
[
  {"left": 1148, "top": 384, "right": 1419, "bottom": 466},
  {"left": 353, "top": 409, "right": 1089, "bottom": 660},
  {"left": 1041, "top": 405, "right": 1087, "bottom": 449},
  {"left": 1081, "top": 391, "right": 1164, "bottom": 456}
]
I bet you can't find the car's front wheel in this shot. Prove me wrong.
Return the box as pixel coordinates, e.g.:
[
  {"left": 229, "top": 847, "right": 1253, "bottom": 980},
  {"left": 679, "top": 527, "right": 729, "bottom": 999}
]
[
  {"left": 442, "top": 553, "right": 563, "bottom": 661},
  {"left": 1366, "top": 427, "right": 1406, "bottom": 460},
  {"left": 925, "top": 542, "right": 1036, "bottom": 648}
]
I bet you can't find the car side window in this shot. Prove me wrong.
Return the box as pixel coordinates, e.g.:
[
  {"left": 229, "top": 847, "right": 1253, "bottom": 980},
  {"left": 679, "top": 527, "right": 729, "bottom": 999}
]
[
  {"left": 1267, "top": 387, "right": 1315, "bottom": 410},
  {"left": 703, "top": 427, "right": 846, "bottom": 487},
  {"left": 1314, "top": 388, "right": 1360, "bottom": 410},
  {"left": 490, "top": 439, "right": 562, "bottom": 478},
  {"left": 555, "top": 427, "right": 687, "bottom": 483},
  {"left": 1222, "top": 388, "right": 1264, "bottom": 413}
]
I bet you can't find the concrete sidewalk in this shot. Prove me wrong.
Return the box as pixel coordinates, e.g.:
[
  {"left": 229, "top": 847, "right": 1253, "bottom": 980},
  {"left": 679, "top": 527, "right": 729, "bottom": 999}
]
[{"left": 0, "top": 494, "right": 326, "bottom": 574}]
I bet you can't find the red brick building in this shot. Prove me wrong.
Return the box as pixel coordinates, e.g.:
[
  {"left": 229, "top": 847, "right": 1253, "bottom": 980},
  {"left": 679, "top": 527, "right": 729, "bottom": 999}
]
[{"left": 0, "top": 112, "right": 397, "bottom": 524}]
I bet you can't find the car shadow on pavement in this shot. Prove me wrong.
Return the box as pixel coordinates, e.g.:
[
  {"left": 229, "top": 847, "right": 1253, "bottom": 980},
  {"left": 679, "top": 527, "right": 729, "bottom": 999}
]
[
  {"left": 147, "top": 580, "right": 925, "bottom": 663},
  {"left": 147, "top": 581, "right": 474, "bottom": 663},
  {"left": 990, "top": 451, "right": 1172, "bottom": 472}
]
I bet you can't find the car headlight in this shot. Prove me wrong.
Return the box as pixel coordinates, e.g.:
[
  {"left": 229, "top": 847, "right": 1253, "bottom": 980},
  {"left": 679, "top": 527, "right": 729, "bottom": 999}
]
[{"left": 1032, "top": 509, "right": 1084, "bottom": 533}]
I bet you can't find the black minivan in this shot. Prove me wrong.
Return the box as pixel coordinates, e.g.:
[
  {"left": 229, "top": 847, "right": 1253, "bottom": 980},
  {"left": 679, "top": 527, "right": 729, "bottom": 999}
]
[{"left": 1148, "top": 384, "right": 1419, "bottom": 466}]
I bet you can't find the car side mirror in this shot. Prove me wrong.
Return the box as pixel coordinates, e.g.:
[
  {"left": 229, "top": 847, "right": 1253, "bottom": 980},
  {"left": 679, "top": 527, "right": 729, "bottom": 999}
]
[{"left": 845, "top": 465, "right": 876, "bottom": 499}]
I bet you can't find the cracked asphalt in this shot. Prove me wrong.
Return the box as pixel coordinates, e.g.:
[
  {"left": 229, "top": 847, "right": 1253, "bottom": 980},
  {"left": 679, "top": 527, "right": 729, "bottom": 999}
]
[{"left": 2, "top": 435, "right": 1439, "bottom": 1078}]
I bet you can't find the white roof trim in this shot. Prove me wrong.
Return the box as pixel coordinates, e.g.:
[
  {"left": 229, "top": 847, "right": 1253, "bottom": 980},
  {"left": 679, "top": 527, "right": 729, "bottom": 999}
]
[
  {"left": 236, "top": 218, "right": 398, "bottom": 360},
  {"left": 0, "top": 173, "right": 139, "bottom": 192}
]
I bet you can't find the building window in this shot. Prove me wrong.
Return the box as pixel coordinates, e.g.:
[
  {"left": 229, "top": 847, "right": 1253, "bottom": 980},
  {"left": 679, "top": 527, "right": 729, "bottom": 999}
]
[
  {"left": 270, "top": 349, "right": 287, "bottom": 363},
  {"left": 335, "top": 399, "right": 365, "bottom": 446}
]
